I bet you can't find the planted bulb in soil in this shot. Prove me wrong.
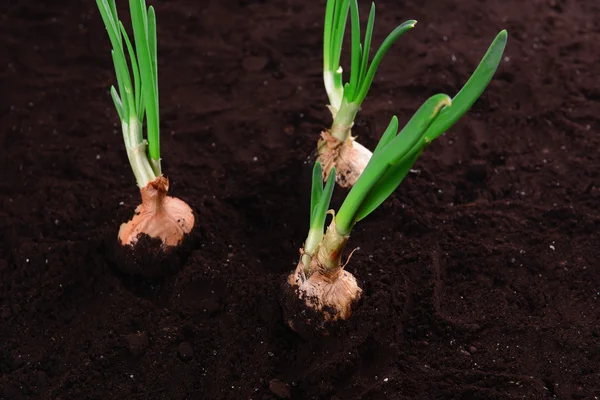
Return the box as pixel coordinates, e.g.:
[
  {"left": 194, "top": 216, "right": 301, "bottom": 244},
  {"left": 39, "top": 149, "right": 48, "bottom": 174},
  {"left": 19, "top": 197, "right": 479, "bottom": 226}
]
[
  {"left": 284, "top": 222, "right": 362, "bottom": 336},
  {"left": 317, "top": 130, "right": 372, "bottom": 188},
  {"left": 119, "top": 176, "right": 194, "bottom": 247},
  {"left": 112, "top": 176, "right": 195, "bottom": 278}
]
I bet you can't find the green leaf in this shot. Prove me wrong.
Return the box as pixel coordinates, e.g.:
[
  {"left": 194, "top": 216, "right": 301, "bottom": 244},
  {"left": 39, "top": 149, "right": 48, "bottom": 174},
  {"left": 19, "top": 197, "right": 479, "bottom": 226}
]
[
  {"left": 331, "top": 0, "right": 350, "bottom": 72},
  {"left": 370, "top": 115, "right": 398, "bottom": 157},
  {"left": 312, "top": 167, "right": 336, "bottom": 231},
  {"left": 310, "top": 162, "right": 325, "bottom": 226},
  {"left": 336, "top": 94, "right": 450, "bottom": 233},
  {"left": 347, "top": 0, "right": 361, "bottom": 100},
  {"left": 323, "top": 0, "right": 336, "bottom": 70},
  {"left": 97, "top": 0, "right": 135, "bottom": 117},
  {"left": 110, "top": 50, "right": 130, "bottom": 119},
  {"left": 148, "top": 6, "right": 158, "bottom": 98},
  {"left": 377, "top": 94, "right": 451, "bottom": 166},
  {"left": 357, "top": 2, "right": 375, "bottom": 90},
  {"left": 141, "top": 0, "right": 148, "bottom": 31},
  {"left": 118, "top": 21, "right": 142, "bottom": 121},
  {"left": 129, "top": 0, "right": 160, "bottom": 163},
  {"left": 354, "top": 153, "right": 417, "bottom": 222},
  {"left": 335, "top": 30, "right": 508, "bottom": 234},
  {"left": 353, "top": 19, "right": 416, "bottom": 104},
  {"left": 353, "top": 95, "right": 449, "bottom": 222},
  {"left": 110, "top": 86, "right": 124, "bottom": 121},
  {"left": 424, "top": 30, "right": 507, "bottom": 139},
  {"left": 107, "top": 0, "right": 119, "bottom": 43},
  {"left": 351, "top": 31, "right": 508, "bottom": 224},
  {"left": 97, "top": 0, "right": 120, "bottom": 46}
]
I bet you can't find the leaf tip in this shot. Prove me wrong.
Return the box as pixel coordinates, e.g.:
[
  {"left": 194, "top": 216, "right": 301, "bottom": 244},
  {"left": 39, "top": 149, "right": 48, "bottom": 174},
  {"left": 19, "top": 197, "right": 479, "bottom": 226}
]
[{"left": 497, "top": 29, "right": 508, "bottom": 43}]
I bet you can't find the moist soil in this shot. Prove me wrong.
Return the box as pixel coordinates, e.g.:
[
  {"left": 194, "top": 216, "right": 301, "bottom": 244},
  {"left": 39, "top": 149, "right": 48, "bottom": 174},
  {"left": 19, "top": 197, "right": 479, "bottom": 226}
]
[{"left": 2, "top": 0, "right": 600, "bottom": 399}]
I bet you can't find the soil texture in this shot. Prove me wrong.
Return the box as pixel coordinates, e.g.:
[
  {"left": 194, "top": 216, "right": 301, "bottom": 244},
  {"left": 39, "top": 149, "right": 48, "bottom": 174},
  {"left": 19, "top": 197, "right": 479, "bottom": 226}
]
[{"left": 2, "top": 0, "right": 600, "bottom": 398}]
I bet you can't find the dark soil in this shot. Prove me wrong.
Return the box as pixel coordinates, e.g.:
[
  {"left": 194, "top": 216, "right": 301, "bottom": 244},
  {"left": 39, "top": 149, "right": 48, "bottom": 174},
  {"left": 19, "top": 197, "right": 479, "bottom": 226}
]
[{"left": 2, "top": 0, "right": 600, "bottom": 398}]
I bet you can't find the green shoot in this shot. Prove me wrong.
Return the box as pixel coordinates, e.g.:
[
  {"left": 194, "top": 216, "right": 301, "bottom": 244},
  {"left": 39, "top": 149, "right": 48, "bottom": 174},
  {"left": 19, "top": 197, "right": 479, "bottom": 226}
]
[
  {"left": 335, "top": 30, "right": 508, "bottom": 235},
  {"left": 323, "top": 0, "right": 416, "bottom": 141},
  {"left": 290, "top": 29, "right": 506, "bottom": 322},
  {"left": 96, "top": 0, "right": 161, "bottom": 187},
  {"left": 295, "top": 25, "right": 507, "bottom": 323},
  {"left": 302, "top": 163, "right": 336, "bottom": 270}
]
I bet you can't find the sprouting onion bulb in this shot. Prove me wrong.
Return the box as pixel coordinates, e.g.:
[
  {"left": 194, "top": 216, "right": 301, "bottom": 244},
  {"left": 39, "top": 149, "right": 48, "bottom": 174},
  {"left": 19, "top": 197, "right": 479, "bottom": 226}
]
[
  {"left": 289, "top": 30, "right": 508, "bottom": 324},
  {"left": 96, "top": 0, "right": 194, "bottom": 248},
  {"left": 319, "top": 0, "right": 417, "bottom": 187}
]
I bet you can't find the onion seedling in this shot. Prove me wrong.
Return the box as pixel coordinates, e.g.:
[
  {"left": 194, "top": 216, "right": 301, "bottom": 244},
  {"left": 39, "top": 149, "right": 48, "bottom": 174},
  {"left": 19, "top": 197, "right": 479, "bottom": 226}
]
[
  {"left": 318, "top": 0, "right": 417, "bottom": 187},
  {"left": 96, "top": 0, "right": 194, "bottom": 248},
  {"left": 288, "top": 30, "right": 507, "bottom": 327}
]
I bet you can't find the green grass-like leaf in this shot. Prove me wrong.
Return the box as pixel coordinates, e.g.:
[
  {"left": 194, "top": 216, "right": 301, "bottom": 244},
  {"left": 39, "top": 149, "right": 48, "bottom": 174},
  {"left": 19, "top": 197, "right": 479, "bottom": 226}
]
[
  {"left": 310, "top": 164, "right": 336, "bottom": 231},
  {"left": 334, "top": 30, "right": 508, "bottom": 234},
  {"left": 337, "top": 94, "right": 451, "bottom": 230},
  {"left": 323, "top": 0, "right": 413, "bottom": 113},
  {"left": 110, "top": 86, "right": 124, "bottom": 121},
  {"left": 424, "top": 30, "right": 508, "bottom": 139},
  {"left": 98, "top": 0, "right": 135, "bottom": 118},
  {"left": 351, "top": 18, "right": 416, "bottom": 105},
  {"left": 148, "top": 7, "right": 158, "bottom": 101},
  {"left": 129, "top": 0, "right": 160, "bottom": 165},
  {"left": 358, "top": 3, "right": 375, "bottom": 91},
  {"left": 347, "top": 0, "right": 361, "bottom": 100},
  {"left": 310, "top": 163, "right": 325, "bottom": 227},
  {"left": 352, "top": 95, "right": 450, "bottom": 222},
  {"left": 118, "top": 21, "right": 142, "bottom": 132},
  {"left": 96, "top": 0, "right": 161, "bottom": 163},
  {"left": 370, "top": 114, "right": 398, "bottom": 156}
]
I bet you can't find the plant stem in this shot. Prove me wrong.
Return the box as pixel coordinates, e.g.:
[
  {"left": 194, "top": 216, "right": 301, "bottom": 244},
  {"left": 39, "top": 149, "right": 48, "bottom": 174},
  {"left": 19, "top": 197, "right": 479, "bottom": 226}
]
[
  {"left": 123, "top": 117, "right": 157, "bottom": 188},
  {"left": 324, "top": 69, "right": 343, "bottom": 113},
  {"left": 330, "top": 99, "right": 359, "bottom": 142},
  {"left": 302, "top": 226, "right": 324, "bottom": 272},
  {"left": 150, "top": 158, "right": 162, "bottom": 177},
  {"left": 315, "top": 220, "right": 349, "bottom": 272}
]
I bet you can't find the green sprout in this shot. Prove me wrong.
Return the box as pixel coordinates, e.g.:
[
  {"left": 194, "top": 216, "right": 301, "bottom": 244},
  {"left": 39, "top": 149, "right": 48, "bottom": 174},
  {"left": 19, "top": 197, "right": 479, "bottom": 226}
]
[
  {"left": 318, "top": 0, "right": 417, "bottom": 188},
  {"left": 96, "top": 0, "right": 194, "bottom": 249},
  {"left": 301, "top": 162, "right": 337, "bottom": 272},
  {"left": 289, "top": 30, "right": 508, "bottom": 323},
  {"left": 96, "top": 0, "right": 161, "bottom": 187},
  {"left": 323, "top": 0, "right": 416, "bottom": 140}
]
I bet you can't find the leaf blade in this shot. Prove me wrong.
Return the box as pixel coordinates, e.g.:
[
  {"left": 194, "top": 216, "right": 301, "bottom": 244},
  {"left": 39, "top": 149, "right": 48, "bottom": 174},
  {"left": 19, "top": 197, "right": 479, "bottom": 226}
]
[
  {"left": 336, "top": 94, "right": 451, "bottom": 232},
  {"left": 312, "top": 167, "right": 336, "bottom": 231},
  {"left": 110, "top": 86, "right": 125, "bottom": 121},
  {"left": 354, "top": 153, "right": 417, "bottom": 222},
  {"left": 357, "top": 2, "right": 375, "bottom": 92},
  {"left": 310, "top": 163, "right": 325, "bottom": 226},
  {"left": 354, "top": 19, "right": 416, "bottom": 105},
  {"left": 424, "top": 30, "right": 507, "bottom": 139},
  {"left": 370, "top": 115, "right": 398, "bottom": 157},
  {"left": 347, "top": 0, "right": 361, "bottom": 100},
  {"left": 118, "top": 21, "right": 142, "bottom": 121},
  {"left": 129, "top": 0, "right": 160, "bottom": 162}
]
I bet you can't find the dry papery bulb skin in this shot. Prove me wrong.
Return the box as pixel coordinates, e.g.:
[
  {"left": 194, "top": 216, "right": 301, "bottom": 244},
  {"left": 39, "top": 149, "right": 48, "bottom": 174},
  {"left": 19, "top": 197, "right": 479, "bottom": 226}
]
[
  {"left": 286, "top": 221, "right": 363, "bottom": 335},
  {"left": 317, "top": 130, "right": 372, "bottom": 188},
  {"left": 119, "top": 176, "right": 195, "bottom": 248}
]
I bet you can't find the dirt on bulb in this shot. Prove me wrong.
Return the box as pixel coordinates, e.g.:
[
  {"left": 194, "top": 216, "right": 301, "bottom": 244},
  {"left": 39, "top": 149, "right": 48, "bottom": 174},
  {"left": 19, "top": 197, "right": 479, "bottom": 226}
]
[{"left": 111, "top": 176, "right": 196, "bottom": 278}]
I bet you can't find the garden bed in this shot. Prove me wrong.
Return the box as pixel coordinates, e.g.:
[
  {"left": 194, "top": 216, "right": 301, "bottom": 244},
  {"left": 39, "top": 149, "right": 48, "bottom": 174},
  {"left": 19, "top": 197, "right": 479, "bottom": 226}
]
[{"left": 1, "top": 0, "right": 600, "bottom": 398}]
